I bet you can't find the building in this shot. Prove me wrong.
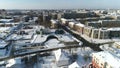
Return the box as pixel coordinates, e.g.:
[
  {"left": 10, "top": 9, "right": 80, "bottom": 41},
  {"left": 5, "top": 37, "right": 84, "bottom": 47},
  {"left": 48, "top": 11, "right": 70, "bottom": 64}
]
[
  {"left": 60, "top": 18, "right": 75, "bottom": 26},
  {"left": 6, "top": 58, "right": 22, "bottom": 68},
  {"left": 50, "top": 19, "right": 58, "bottom": 28},
  {"left": 90, "top": 28, "right": 99, "bottom": 39},
  {"left": 83, "top": 26, "right": 92, "bottom": 37},
  {"left": 63, "top": 11, "right": 99, "bottom": 19},
  {"left": 98, "top": 29, "right": 110, "bottom": 39},
  {"left": 0, "top": 9, "right": 7, "bottom": 18},
  {"left": 92, "top": 51, "right": 120, "bottom": 68},
  {"left": 54, "top": 49, "right": 70, "bottom": 67},
  {"left": 108, "top": 28, "right": 120, "bottom": 39},
  {"left": 113, "top": 42, "right": 120, "bottom": 49},
  {"left": 68, "top": 61, "right": 81, "bottom": 68},
  {"left": 68, "top": 22, "right": 76, "bottom": 29},
  {"left": 57, "top": 13, "right": 63, "bottom": 20},
  {"left": 102, "top": 20, "right": 120, "bottom": 27},
  {"left": 0, "top": 19, "right": 14, "bottom": 23},
  {"left": 85, "top": 20, "right": 120, "bottom": 28},
  {"left": 74, "top": 23, "right": 84, "bottom": 34},
  {"left": 51, "top": 13, "right": 57, "bottom": 19},
  {"left": 61, "top": 18, "right": 120, "bottom": 40},
  {"left": 0, "top": 40, "right": 10, "bottom": 58},
  {"left": 85, "top": 21, "right": 102, "bottom": 28}
]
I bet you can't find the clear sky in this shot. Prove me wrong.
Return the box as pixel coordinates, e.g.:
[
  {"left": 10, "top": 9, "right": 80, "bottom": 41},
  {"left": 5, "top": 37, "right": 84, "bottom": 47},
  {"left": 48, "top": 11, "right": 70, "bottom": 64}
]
[{"left": 0, "top": 0, "right": 120, "bottom": 9}]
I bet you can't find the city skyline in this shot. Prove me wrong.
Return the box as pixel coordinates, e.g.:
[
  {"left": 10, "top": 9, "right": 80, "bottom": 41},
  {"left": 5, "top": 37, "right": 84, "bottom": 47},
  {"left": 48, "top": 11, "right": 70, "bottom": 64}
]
[{"left": 0, "top": 0, "right": 120, "bottom": 9}]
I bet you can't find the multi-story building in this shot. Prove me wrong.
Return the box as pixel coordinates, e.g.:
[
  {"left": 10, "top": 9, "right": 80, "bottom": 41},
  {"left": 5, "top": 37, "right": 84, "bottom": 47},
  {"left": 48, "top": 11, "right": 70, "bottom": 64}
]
[
  {"left": 98, "top": 29, "right": 110, "bottom": 39},
  {"left": 57, "top": 13, "right": 63, "bottom": 20},
  {"left": 60, "top": 18, "right": 120, "bottom": 40},
  {"left": 68, "top": 22, "right": 77, "bottom": 29},
  {"left": 83, "top": 26, "right": 92, "bottom": 37},
  {"left": 74, "top": 23, "right": 84, "bottom": 34},
  {"left": 108, "top": 28, "right": 120, "bottom": 39},
  {"left": 0, "top": 40, "right": 10, "bottom": 57},
  {"left": 101, "top": 20, "right": 120, "bottom": 27},
  {"left": 63, "top": 11, "right": 99, "bottom": 19},
  {"left": 85, "top": 21, "right": 102, "bottom": 28},
  {"left": 0, "top": 9, "right": 7, "bottom": 18},
  {"left": 113, "top": 42, "right": 120, "bottom": 49},
  {"left": 50, "top": 19, "right": 59, "bottom": 28},
  {"left": 90, "top": 28, "right": 99, "bottom": 39},
  {"left": 84, "top": 20, "right": 120, "bottom": 39},
  {"left": 86, "top": 20, "right": 120, "bottom": 28},
  {"left": 61, "top": 18, "right": 75, "bottom": 26},
  {"left": 92, "top": 51, "right": 120, "bottom": 68}
]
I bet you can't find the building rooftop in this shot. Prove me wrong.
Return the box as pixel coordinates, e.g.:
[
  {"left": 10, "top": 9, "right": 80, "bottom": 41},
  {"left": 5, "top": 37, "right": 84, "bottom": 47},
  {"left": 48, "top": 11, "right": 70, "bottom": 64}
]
[
  {"left": 50, "top": 19, "right": 58, "bottom": 24},
  {"left": 0, "top": 19, "right": 13, "bottom": 23},
  {"left": 45, "top": 39, "right": 64, "bottom": 48},
  {"left": 92, "top": 51, "right": 120, "bottom": 68},
  {"left": 68, "top": 61, "right": 80, "bottom": 68},
  {"left": 107, "top": 27, "right": 120, "bottom": 31},
  {"left": 75, "top": 23, "right": 85, "bottom": 27},
  {"left": 0, "top": 40, "right": 9, "bottom": 48}
]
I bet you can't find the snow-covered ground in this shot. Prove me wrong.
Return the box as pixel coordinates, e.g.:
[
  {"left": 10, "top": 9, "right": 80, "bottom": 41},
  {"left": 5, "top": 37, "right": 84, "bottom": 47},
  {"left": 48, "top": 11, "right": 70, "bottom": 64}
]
[
  {"left": 0, "top": 23, "right": 87, "bottom": 68},
  {"left": 69, "top": 47, "right": 94, "bottom": 68}
]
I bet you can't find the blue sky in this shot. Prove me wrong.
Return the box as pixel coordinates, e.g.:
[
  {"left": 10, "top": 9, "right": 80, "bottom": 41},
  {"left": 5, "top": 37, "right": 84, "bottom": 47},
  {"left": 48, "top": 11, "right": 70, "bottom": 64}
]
[{"left": 0, "top": 0, "right": 120, "bottom": 9}]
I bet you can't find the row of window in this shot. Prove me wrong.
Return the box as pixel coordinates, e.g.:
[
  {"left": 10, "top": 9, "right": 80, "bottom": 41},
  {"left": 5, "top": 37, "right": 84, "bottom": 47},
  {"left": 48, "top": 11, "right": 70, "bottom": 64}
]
[{"left": 93, "top": 56, "right": 113, "bottom": 68}]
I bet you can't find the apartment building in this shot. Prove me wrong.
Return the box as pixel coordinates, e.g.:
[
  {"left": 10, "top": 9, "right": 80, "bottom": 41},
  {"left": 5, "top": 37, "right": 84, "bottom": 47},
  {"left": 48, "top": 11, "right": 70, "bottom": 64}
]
[
  {"left": 98, "top": 29, "right": 110, "bottom": 39},
  {"left": 86, "top": 20, "right": 120, "bottom": 28},
  {"left": 83, "top": 26, "right": 92, "bottom": 37},
  {"left": 74, "top": 23, "right": 84, "bottom": 34},
  {"left": 92, "top": 51, "right": 120, "bottom": 68},
  {"left": 50, "top": 19, "right": 58, "bottom": 28}
]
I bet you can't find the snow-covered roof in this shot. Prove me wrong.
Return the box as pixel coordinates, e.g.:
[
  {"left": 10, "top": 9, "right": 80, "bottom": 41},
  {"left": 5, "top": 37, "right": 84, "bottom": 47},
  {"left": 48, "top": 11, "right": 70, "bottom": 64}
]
[
  {"left": 54, "top": 49, "right": 69, "bottom": 61},
  {"left": 107, "top": 27, "right": 120, "bottom": 31},
  {"left": 50, "top": 19, "right": 58, "bottom": 24},
  {"left": 33, "top": 17, "right": 38, "bottom": 21},
  {"left": 67, "top": 19, "right": 75, "bottom": 22},
  {"left": 58, "top": 34, "right": 75, "bottom": 42},
  {"left": 54, "top": 49, "right": 62, "bottom": 61},
  {"left": 92, "top": 51, "right": 120, "bottom": 68},
  {"left": 32, "top": 35, "right": 47, "bottom": 43},
  {"left": 0, "top": 49, "right": 6, "bottom": 57},
  {"left": 68, "top": 62, "right": 80, "bottom": 68},
  {"left": 7, "top": 34, "right": 33, "bottom": 41},
  {"left": 0, "top": 27, "right": 10, "bottom": 32},
  {"left": 0, "top": 61, "right": 5, "bottom": 65},
  {"left": 88, "top": 21, "right": 101, "bottom": 24},
  {"left": 69, "top": 22, "right": 75, "bottom": 25},
  {"left": 0, "top": 40, "right": 8, "bottom": 48},
  {"left": 61, "top": 18, "right": 67, "bottom": 21},
  {"left": 114, "top": 42, "right": 120, "bottom": 46},
  {"left": 0, "top": 22, "right": 19, "bottom": 25},
  {"left": 0, "top": 32, "right": 8, "bottom": 38},
  {"left": 61, "top": 18, "right": 75, "bottom": 22},
  {"left": 6, "top": 58, "right": 21, "bottom": 68},
  {"left": 0, "top": 19, "right": 13, "bottom": 23},
  {"left": 6, "top": 59, "right": 16, "bottom": 68},
  {"left": 45, "top": 39, "right": 64, "bottom": 48},
  {"left": 75, "top": 23, "right": 85, "bottom": 27},
  {"left": 34, "top": 34, "right": 76, "bottom": 45},
  {"left": 21, "top": 35, "right": 33, "bottom": 40},
  {"left": 100, "top": 20, "right": 120, "bottom": 22}
]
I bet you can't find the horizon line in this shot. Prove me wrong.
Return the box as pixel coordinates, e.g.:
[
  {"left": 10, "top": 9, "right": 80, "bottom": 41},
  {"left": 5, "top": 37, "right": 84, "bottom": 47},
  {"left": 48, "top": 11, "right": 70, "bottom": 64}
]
[{"left": 1, "top": 8, "right": 120, "bottom": 10}]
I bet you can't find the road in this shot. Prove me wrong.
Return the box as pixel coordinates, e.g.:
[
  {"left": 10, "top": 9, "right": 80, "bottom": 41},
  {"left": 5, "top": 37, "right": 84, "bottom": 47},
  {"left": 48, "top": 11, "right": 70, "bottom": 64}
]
[
  {"left": 58, "top": 23, "right": 102, "bottom": 51},
  {"left": 0, "top": 44, "right": 81, "bottom": 61},
  {"left": 0, "top": 22, "right": 103, "bottom": 62}
]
